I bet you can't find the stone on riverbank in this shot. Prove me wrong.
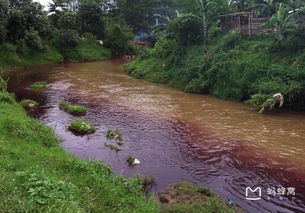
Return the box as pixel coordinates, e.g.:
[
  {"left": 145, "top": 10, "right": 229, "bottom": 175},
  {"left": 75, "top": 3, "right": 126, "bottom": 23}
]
[
  {"left": 19, "top": 99, "right": 39, "bottom": 110},
  {"left": 158, "top": 182, "right": 242, "bottom": 213}
]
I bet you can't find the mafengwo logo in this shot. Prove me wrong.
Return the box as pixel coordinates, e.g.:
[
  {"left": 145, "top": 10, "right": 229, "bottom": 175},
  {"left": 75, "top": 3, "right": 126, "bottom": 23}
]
[{"left": 246, "top": 187, "right": 262, "bottom": 201}]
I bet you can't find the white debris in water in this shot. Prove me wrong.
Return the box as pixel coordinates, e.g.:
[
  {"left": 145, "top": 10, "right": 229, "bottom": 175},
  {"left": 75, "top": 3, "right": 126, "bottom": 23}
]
[
  {"left": 273, "top": 93, "right": 284, "bottom": 107},
  {"left": 132, "top": 159, "right": 140, "bottom": 165}
]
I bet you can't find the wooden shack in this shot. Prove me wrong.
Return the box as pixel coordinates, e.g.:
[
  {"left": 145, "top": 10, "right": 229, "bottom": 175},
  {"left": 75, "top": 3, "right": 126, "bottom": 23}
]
[{"left": 221, "top": 12, "right": 270, "bottom": 35}]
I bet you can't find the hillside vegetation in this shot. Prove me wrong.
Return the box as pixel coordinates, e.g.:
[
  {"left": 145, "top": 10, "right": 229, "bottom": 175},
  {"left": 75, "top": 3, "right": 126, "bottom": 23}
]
[{"left": 125, "top": 0, "right": 305, "bottom": 111}]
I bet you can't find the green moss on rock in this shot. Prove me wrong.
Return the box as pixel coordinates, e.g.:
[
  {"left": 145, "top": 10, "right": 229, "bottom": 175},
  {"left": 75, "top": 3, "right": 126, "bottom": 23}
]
[
  {"left": 29, "top": 81, "right": 47, "bottom": 89},
  {"left": 59, "top": 101, "right": 86, "bottom": 115},
  {"left": 19, "top": 99, "right": 39, "bottom": 109},
  {"left": 68, "top": 120, "right": 95, "bottom": 134}
]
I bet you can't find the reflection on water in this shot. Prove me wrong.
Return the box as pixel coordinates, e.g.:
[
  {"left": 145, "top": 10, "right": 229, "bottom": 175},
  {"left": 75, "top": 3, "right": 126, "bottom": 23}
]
[{"left": 6, "top": 60, "right": 305, "bottom": 213}]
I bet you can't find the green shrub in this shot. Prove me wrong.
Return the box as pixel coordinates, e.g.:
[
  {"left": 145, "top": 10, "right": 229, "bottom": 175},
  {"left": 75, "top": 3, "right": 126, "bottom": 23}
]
[
  {"left": 212, "top": 30, "right": 242, "bottom": 51},
  {"left": 1, "top": 42, "right": 17, "bottom": 52},
  {"left": 0, "top": 77, "right": 7, "bottom": 91},
  {"left": 0, "top": 91, "right": 15, "bottom": 104},
  {"left": 168, "top": 14, "right": 204, "bottom": 46},
  {"left": 16, "top": 39, "right": 31, "bottom": 56},
  {"left": 68, "top": 120, "right": 95, "bottom": 134},
  {"left": 29, "top": 81, "right": 47, "bottom": 89},
  {"left": 184, "top": 78, "right": 209, "bottom": 94},
  {"left": 57, "top": 29, "right": 80, "bottom": 49},
  {"left": 151, "top": 34, "right": 179, "bottom": 58},
  {"left": 245, "top": 94, "right": 273, "bottom": 109}
]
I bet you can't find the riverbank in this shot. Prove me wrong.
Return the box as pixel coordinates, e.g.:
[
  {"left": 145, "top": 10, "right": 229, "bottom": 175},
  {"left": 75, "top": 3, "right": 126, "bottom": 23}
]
[
  {"left": 0, "top": 73, "right": 237, "bottom": 211},
  {"left": 0, "top": 37, "right": 111, "bottom": 72},
  {"left": 125, "top": 32, "right": 305, "bottom": 111},
  {"left": 0, "top": 82, "right": 158, "bottom": 212}
]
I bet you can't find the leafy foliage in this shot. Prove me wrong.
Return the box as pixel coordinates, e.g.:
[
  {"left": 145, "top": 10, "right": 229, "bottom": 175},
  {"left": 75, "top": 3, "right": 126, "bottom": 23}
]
[
  {"left": 104, "top": 20, "right": 134, "bottom": 55},
  {"left": 24, "top": 28, "right": 44, "bottom": 50},
  {"left": 16, "top": 171, "right": 79, "bottom": 208}
]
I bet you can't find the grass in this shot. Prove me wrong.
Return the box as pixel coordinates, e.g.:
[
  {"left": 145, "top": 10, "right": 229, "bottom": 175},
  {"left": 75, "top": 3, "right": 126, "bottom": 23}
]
[
  {"left": 117, "top": 141, "right": 124, "bottom": 146},
  {"left": 68, "top": 120, "right": 96, "bottom": 135},
  {"left": 126, "top": 154, "right": 136, "bottom": 165},
  {"left": 0, "top": 89, "right": 159, "bottom": 212},
  {"left": 0, "top": 39, "right": 111, "bottom": 72},
  {"left": 106, "top": 129, "right": 122, "bottom": 140},
  {"left": 105, "top": 143, "right": 121, "bottom": 152},
  {"left": 0, "top": 43, "right": 64, "bottom": 71},
  {"left": 62, "top": 39, "right": 111, "bottom": 63},
  {"left": 59, "top": 101, "right": 87, "bottom": 116}
]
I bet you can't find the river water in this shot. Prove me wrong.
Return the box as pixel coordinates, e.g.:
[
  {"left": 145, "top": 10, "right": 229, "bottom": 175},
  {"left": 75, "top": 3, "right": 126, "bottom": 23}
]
[{"left": 6, "top": 60, "right": 305, "bottom": 213}]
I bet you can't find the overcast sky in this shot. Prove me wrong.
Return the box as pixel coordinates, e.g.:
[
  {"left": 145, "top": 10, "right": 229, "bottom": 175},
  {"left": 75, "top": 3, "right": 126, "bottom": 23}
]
[{"left": 33, "top": 0, "right": 51, "bottom": 7}]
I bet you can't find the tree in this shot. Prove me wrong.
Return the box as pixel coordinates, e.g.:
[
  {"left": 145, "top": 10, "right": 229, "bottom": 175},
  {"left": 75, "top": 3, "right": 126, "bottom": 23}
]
[
  {"left": 78, "top": 0, "right": 105, "bottom": 39},
  {"left": 179, "top": 0, "right": 229, "bottom": 44},
  {"left": 265, "top": 3, "right": 305, "bottom": 42},
  {"left": 0, "top": 0, "right": 9, "bottom": 42},
  {"left": 6, "top": 0, "right": 49, "bottom": 42}
]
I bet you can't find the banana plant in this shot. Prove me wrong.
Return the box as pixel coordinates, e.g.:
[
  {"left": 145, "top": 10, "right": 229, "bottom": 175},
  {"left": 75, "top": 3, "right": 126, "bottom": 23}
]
[
  {"left": 185, "top": 0, "right": 228, "bottom": 43},
  {"left": 265, "top": 3, "right": 304, "bottom": 41}
]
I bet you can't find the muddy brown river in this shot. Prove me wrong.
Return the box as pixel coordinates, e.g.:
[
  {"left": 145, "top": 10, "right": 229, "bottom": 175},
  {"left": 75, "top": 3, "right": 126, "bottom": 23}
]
[{"left": 5, "top": 60, "right": 305, "bottom": 213}]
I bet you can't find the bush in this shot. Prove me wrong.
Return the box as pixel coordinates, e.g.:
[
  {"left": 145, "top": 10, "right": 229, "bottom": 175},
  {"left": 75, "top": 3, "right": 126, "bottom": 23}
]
[
  {"left": 0, "top": 91, "right": 15, "bottom": 104},
  {"left": 83, "top": 32, "right": 97, "bottom": 41},
  {"left": 184, "top": 78, "right": 209, "bottom": 94},
  {"left": 168, "top": 14, "right": 203, "bottom": 46},
  {"left": 104, "top": 21, "right": 134, "bottom": 56},
  {"left": 57, "top": 29, "right": 80, "bottom": 49},
  {"left": 151, "top": 34, "right": 179, "bottom": 59},
  {"left": 212, "top": 30, "right": 242, "bottom": 51},
  {"left": 16, "top": 39, "right": 31, "bottom": 55},
  {"left": 68, "top": 120, "right": 96, "bottom": 134},
  {"left": 0, "top": 77, "right": 7, "bottom": 91},
  {"left": 245, "top": 94, "right": 273, "bottom": 109}
]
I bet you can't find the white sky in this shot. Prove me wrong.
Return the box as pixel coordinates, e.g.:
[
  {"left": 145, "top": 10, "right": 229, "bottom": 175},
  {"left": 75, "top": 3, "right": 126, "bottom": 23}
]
[{"left": 33, "top": 0, "right": 52, "bottom": 7}]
